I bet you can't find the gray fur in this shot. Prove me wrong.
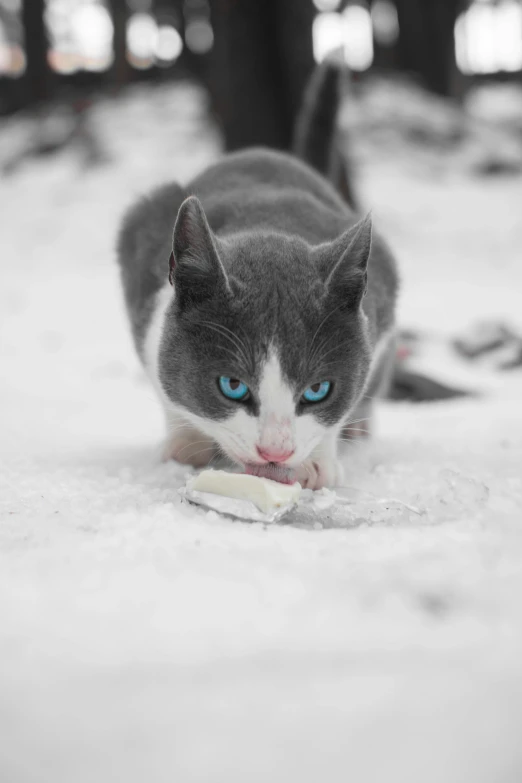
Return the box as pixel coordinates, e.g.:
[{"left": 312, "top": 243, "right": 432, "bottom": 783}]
[
  {"left": 293, "top": 58, "right": 356, "bottom": 209},
  {"left": 116, "top": 147, "right": 398, "bottom": 430},
  {"left": 117, "top": 181, "right": 187, "bottom": 354},
  {"left": 293, "top": 59, "right": 343, "bottom": 183}
]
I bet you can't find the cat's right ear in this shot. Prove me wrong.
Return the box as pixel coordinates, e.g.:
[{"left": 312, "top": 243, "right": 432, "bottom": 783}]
[
  {"left": 316, "top": 213, "right": 372, "bottom": 310},
  {"left": 170, "top": 196, "right": 232, "bottom": 306}
]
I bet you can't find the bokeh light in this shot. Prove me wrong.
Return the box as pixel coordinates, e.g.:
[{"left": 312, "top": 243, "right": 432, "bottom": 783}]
[
  {"left": 155, "top": 24, "right": 183, "bottom": 65},
  {"left": 371, "top": 0, "right": 399, "bottom": 46},
  {"left": 456, "top": 0, "right": 522, "bottom": 74},
  {"left": 185, "top": 18, "right": 213, "bottom": 55},
  {"left": 0, "top": 0, "right": 24, "bottom": 75},
  {"left": 313, "top": 5, "right": 374, "bottom": 71},
  {"left": 126, "top": 12, "right": 157, "bottom": 63},
  {"left": 313, "top": 12, "right": 345, "bottom": 63},
  {"left": 72, "top": 3, "right": 113, "bottom": 71},
  {"left": 343, "top": 4, "right": 373, "bottom": 70},
  {"left": 2, "top": 0, "right": 522, "bottom": 82},
  {"left": 46, "top": 0, "right": 113, "bottom": 74}
]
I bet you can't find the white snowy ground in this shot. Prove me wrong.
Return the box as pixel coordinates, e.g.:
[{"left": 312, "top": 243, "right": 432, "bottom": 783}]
[{"left": 1, "top": 83, "right": 522, "bottom": 783}]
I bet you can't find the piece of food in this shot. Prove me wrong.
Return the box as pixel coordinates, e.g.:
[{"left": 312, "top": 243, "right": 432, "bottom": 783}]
[{"left": 189, "top": 469, "right": 301, "bottom": 514}]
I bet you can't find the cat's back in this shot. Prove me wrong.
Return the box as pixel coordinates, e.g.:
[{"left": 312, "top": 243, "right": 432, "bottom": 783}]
[
  {"left": 190, "top": 148, "right": 398, "bottom": 338},
  {"left": 189, "top": 148, "right": 352, "bottom": 242}
]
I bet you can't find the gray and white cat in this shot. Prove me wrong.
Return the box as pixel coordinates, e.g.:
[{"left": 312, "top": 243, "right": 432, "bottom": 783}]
[{"left": 117, "top": 64, "right": 398, "bottom": 489}]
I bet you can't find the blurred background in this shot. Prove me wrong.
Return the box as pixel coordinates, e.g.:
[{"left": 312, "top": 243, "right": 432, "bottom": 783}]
[
  {"left": 1, "top": 0, "right": 522, "bottom": 401},
  {"left": 1, "top": 0, "right": 522, "bottom": 158},
  {"left": 3, "top": 1, "right": 522, "bottom": 102},
  {"left": 2, "top": 5, "right": 522, "bottom": 780}
]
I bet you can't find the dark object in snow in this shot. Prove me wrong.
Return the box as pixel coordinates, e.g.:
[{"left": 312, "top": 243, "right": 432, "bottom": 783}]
[
  {"left": 499, "top": 344, "right": 522, "bottom": 370},
  {"left": 387, "top": 368, "right": 472, "bottom": 403},
  {"left": 453, "top": 321, "right": 522, "bottom": 362},
  {"left": 21, "top": 0, "right": 51, "bottom": 106},
  {"left": 387, "top": 320, "right": 522, "bottom": 403},
  {"left": 473, "top": 158, "right": 522, "bottom": 178},
  {"left": 386, "top": 327, "right": 475, "bottom": 402},
  {"left": 2, "top": 99, "right": 108, "bottom": 176}
]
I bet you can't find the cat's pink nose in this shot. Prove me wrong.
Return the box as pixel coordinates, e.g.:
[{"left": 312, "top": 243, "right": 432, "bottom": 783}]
[{"left": 256, "top": 446, "right": 295, "bottom": 463}]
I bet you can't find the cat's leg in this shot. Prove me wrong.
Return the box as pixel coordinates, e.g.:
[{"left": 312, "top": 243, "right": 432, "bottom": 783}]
[
  {"left": 295, "top": 431, "right": 343, "bottom": 490},
  {"left": 162, "top": 411, "right": 217, "bottom": 467}
]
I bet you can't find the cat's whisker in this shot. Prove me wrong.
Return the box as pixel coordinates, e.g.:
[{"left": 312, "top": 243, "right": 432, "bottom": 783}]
[
  {"left": 217, "top": 424, "right": 252, "bottom": 455},
  {"left": 176, "top": 445, "right": 216, "bottom": 464},
  {"left": 175, "top": 440, "right": 216, "bottom": 458},
  {"left": 236, "top": 323, "right": 256, "bottom": 371},
  {"left": 301, "top": 461, "right": 314, "bottom": 483},
  {"left": 307, "top": 331, "right": 340, "bottom": 366},
  {"left": 340, "top": 435, "right": 368, "bottom": 445},
  {"left": 211, "top": 321, "right": 253, "bottom": 366},
  {"left": 202, "top": 439, "right": 230, "bottom": 467},
  {"left": 309, "top": 333, "right": 355, "bottom": 370},
  {"left": 166, "top": 427, "right": 201, "bottom": 440},
  {"left": 307, "top": 302, "right": 345, "bottom": 366},
  {"left": 318, "top": 339, "right": 357, "bottom": 365},
  {"left": 207, "top": 447, "right": 225, "bottom": 469},
  {"left": 195, "top": 321, "right": 245, "bottom": 357},
  {"left": 309, "top": 353, "right": 358, "bottom": 375},
  {"left": 196, "top": 320, "right": 253, "bottom": 374},
  {"left": 341, "top": 425, "right": 369, "bottom": 435},
  {"left": 166, "top": 423, "right": 194, "bottom": 434},
  {"left": 192, "top": 331, "right": 250, "bottom": 371},
  {"left": 175, "top": 437, "right": 214, "bottom": 447},
  {"left": 337, "top": 438, "right": 365, "bottom": 447},
  {"left": 344, "top": 417, "right": 370, "bottom": 425}
]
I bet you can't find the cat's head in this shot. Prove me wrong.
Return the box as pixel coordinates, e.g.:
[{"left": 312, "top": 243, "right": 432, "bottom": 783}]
[{"left": 159, "top": 196, "right": 372, "bottom": 482}]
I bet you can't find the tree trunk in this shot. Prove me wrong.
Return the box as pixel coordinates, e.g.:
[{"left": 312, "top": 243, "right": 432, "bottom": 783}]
[
  {"left": 395, "top": 0, "right": 462, "bottom": 96},
  {"left": 21, "top": 0, "right": 51, "bottom": 105},
  {"left": 107, "top": 0, "right": 129, "bottom": 89},
  {"left": 208, "top": 0, "right": 315, "bottom": 151}
]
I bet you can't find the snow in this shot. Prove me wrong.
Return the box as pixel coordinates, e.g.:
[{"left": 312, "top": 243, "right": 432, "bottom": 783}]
[{"left": 1, "top": 83, "right": 522, "bottom": 782}]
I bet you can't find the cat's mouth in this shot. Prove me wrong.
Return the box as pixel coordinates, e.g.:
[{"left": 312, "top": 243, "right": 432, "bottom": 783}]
[{"left": 243, "top": 462, "right": 295, "bottom": 485}]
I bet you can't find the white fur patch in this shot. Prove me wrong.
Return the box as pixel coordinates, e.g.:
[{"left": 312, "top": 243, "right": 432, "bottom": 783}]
[
  {"left": 143, "top": 283, "right": 173, "bottom": 404},
  {"left": 258, "top": 351, "right": 294, "bottom": 421},
  {"left": 144, "top": 285, "right": 225, "bottom": 462},
  {"left": 144, "top": 307, "right": 329, "bottom": 468},
  {"left": 291, "top": 414, "right": 327, "bottom": 468},
  {"left": 185, "top": 348, "right": 328, "bottom": 467},
  {"left": 256, "top": 349, "right": 327, "bottom": 465},
  {"left": 256, "top": 349, "right": 295, "bottom": 457}
]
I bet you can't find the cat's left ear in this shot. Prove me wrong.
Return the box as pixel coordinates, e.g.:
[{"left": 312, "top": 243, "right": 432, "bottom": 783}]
[
  {"left": 317, "top": 213, "right": 372, "bottom": 308},
  {"left": 170, "top": 196, "right": 232, "bottom": 305}
]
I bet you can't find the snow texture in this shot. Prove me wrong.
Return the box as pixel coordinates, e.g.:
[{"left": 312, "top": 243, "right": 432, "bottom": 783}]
[{"left": 1, "top": 83, "right": 522, "bottom": 783}]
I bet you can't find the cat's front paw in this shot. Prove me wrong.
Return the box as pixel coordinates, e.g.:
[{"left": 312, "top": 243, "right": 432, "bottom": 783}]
[
  {"left": 162, "top": 426, "right": 216, "bottom": 467},
  {"left": 294, "top": 455, "right": 343, "bottom": 491}
]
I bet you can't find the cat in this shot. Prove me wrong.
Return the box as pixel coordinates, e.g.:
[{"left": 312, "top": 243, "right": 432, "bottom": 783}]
[{"left": 117, "top": 62, "right": 398, "bottom": 489}]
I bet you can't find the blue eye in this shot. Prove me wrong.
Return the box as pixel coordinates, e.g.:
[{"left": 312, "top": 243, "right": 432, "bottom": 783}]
[
  {"left": 302, "top": 381, "right": 331, "bottom": 403},
  {"left": 218, "top": 376, "right": 250, "bottom": 401}
]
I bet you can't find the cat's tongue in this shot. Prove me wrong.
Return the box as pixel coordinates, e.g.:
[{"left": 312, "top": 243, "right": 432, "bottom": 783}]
[{"left": 244, "top": 463, "right": 295, "bottom": 485}]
